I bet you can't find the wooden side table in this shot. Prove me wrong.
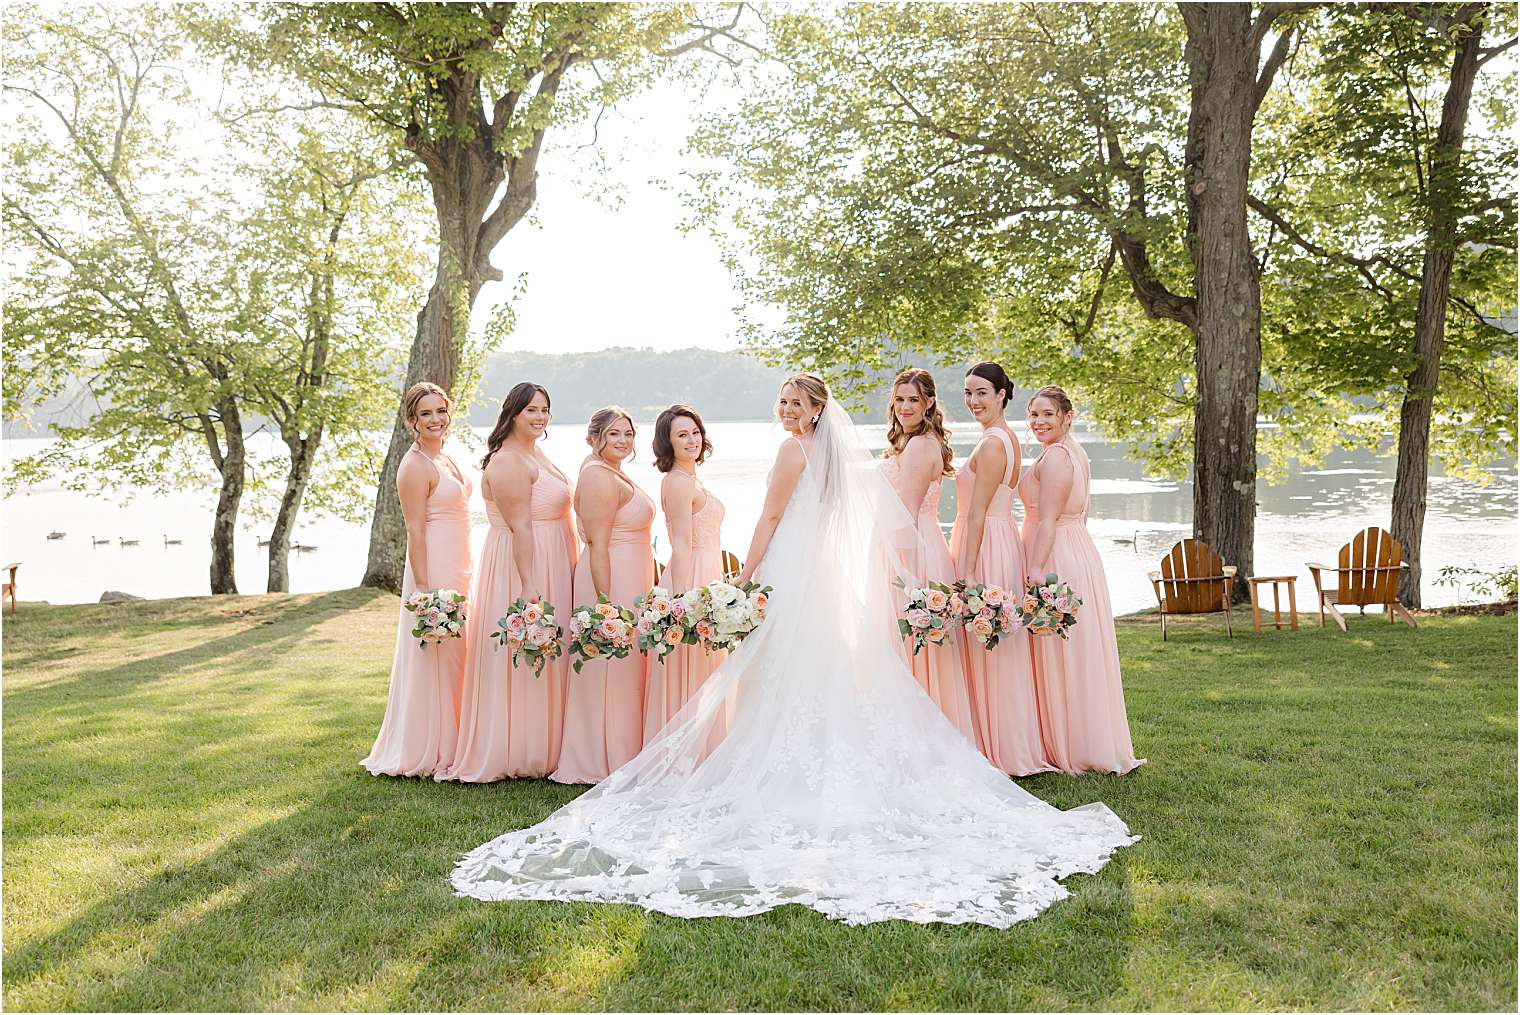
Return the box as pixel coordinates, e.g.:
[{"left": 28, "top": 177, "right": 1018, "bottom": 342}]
[{"left": 1248, "top": 575, "right": 1298, "bottom": 633}]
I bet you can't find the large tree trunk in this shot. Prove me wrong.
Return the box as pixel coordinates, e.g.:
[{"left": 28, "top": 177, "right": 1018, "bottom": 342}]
[
  {"left": 1391, "top": 10, "right": 1484, "bottom": 608},
  {"left": 1180, "top": 4, "right": 1268, "bottom": 599},
  {"left": 361, "top": 179, "right": 500, "bottom": 591},
  {"left": 207, "top": 397, "right": 246, "bottom": 595},
  {"left": 267, "top": 430, "right": 322, "bottom": 593}
]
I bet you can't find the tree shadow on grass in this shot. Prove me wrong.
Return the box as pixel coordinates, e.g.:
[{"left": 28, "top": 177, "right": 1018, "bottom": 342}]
[
  {"left": 2, "top": 590, "right": 384, "bottom": 709},
  {"left": 3, "top": 755, "right": 1139, "bottom": 1012}
]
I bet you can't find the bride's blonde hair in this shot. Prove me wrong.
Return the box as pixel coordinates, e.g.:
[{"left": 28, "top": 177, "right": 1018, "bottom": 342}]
[{"left": 778, "top": 372, "right": 829, "bottom": 431}]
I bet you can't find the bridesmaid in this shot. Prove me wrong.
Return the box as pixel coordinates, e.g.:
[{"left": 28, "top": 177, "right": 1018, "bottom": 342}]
[
  {"left": 552, "top": 406, "right": 656, "bottom": 784},
  {"left": 1020, "top": 385, "right": 1144, "bottom": 775},
  {"left": 443, "top": 382, "right": 577, "bottom": 782},
  {"left": 949, "top": 361, "right": 1053, "bottom": 777},
  {"left": 879, "top": 368, "right": 978, "bottom": 745},
  {"left": 645, "top": 404, "right": 727, "bottom": 742},
  {"left": 362, "top": 382, "right": 472, "bottom": 778}
]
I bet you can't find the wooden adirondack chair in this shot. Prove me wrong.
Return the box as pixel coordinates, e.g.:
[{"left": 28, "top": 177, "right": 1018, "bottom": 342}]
[
  {"left": 1, "top": 562, "right": 17, "bottom": 615},
  {"left": 1306, "top": 526, "right": 1417, "bottom": 632},
  {"left": 655, "top": 551, "right": 743, "bottom": 586},
  {"left": 1148, "top": 539, "right": 1236, "bottom": 640}
]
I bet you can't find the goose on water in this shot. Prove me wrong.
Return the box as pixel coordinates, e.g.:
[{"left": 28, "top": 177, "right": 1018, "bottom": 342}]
[
  {"left": 92, "top": 536, "right": 111, "bottom": 546},
  {"left": 119, "top": 537, "right": 140, "bottom": 547},
  {"left": 163, "top": 534, "right": 183, "bottom": 546},
  {"left": 47, "top": 530, "right": 66, "bottom": 540}
]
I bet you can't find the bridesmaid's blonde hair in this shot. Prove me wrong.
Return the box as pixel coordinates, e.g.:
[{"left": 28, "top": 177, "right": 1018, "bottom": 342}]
[{"left": 586, "top": 405, "right": 637, "bottom": 460}]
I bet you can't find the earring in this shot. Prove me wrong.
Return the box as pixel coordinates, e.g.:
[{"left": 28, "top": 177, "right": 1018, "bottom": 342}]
[{"left": 811, "top": 413, "right": 820, "bottom": 426}]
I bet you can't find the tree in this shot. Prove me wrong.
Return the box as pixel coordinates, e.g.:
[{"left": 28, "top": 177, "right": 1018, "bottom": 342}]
[
  {"left": 693, "top": 3, "right": 1310, "bottom": 595},
  {"left": 5, "top": 6, "right": 258, "bottom": 592},
  {"left": 4, "top": 5, "right": 430, "bottom": 594},
  {"left": 234, "top": 2, "right": 755, "bottom": 591},
  {"left": 232, "top": 121, "right": 431, "bottom": 591},
  {"left": 1249, "top": 2, "right": 1517, "bottom": 605}
]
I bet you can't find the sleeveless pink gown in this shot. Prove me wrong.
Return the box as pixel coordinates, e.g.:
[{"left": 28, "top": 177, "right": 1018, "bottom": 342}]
[
  {"left": 881, "top": 454, "right": 978, "bottom": 745},
  {"left": 362, "top": 450, "right": 473, "bottom": 777},
  {"left": 1019, "top": 438, "right": 1144, "bottom": 775},
  {"left": 644, "top": 488, "right": 728, "bottom": 743},
  {"left": 949, "top": 427, "right": 1054, "bottom": 777},
  {"left": 552, "top": 465, "right": 656, "bottom": 784},
  {"left": 443, "top": 465, "right": 578, "bottom": 782}
]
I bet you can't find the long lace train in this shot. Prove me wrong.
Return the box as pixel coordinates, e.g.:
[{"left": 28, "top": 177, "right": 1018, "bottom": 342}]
[{"left": 451, "top": 401, "right": 1137, "bottom": 927}]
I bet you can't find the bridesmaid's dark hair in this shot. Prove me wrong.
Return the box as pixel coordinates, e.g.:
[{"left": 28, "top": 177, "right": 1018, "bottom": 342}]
[
  {"left": 652, "top": 404, "right": 714, "bottom": 473},
  {"left": 480, "top": 381, "right": 550, "bottom": 470},
  {"left": 965, "top": 361, "right": 1013, "bottom": 409},
  {"left": 884, "top": 368, "right": 954, "bottom": 476}
]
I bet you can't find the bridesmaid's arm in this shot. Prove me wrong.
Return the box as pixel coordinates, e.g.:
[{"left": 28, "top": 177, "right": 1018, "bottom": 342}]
[
  {"left": 576, "top": 469, "right": 620, "bottom": 598},
  {"left": 662, "top": 472, "right": 698, "bottom": 593},
  {"left": 954, "top": 438, "right": 1006, "bottom": 582},
  {"left": 736, "top": 439, "right": 806, "bottom": 584},
  {"left": 895, "top": 435, "right": 939, "bottom": 516},
  {"left": 397, "top": 454, "right": 435, "bottom": 590},
  {"left": 491, "top": 456, "right": 540, "bottom": 601},
  {"left": 1024, "top": 449, "right": 1074, "bottom": 584}
]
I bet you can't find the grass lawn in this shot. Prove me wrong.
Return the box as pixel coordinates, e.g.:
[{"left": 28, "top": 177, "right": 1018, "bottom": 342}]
[{"left": 2, "top": 589, "right": 1515, "bottom": 1011}]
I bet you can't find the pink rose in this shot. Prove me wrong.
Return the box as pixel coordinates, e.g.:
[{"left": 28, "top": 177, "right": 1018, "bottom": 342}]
[
  {"left": 527, "top": 625, "right": 553, "bottom": 647},
  {"left": 598, "top": 619, "right": 619, "bottom": 639},
  {"left": 523, "top": 603, "right": 543, "bottom": 624},
  {"left": 907, "top": 608, "right": 932, "bottom": 629},
  {"left": 1054, "top": 596, "right": 1070, "bottom": 613},
  {"left": 978, "top": 607, "right": 994, "bottom": 620}
]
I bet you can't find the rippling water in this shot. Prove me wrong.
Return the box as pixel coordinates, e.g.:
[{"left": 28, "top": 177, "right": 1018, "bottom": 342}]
[{"left": 5, "top": 421, "right": 1514, "bottom": 614}]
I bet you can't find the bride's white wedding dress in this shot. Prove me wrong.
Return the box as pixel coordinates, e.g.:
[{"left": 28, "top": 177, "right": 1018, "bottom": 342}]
[{"left": 452, "top": 401, "right": 1137, "bottom": 927}]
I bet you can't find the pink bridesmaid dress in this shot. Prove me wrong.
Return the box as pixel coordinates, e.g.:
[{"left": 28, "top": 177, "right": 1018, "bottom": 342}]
[
  {"left": 881, "top": 454, "right": 979, "bottom": 745},
  {"left": 1019, "top": 437, "right": 1144, "bottom": 775},
  {"left": 443, "top": 464, "right": 578, "bottom": 782},
  {"left": 362, "top": 448, "right": 473, "bottom": 777},
  {"left": 644, "top": 488, "right": 729, "bottom": 742},
  {"left": 552, "top": 463, "right": 656, "bottom": 784},
  {"left": 949, "top": 427, "right": 1054, "bottom": 777}
]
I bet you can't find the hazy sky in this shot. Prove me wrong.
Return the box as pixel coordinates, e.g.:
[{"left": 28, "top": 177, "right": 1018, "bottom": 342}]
[{"left": 481, "top": 76, "right": 749, "bottom": 356}]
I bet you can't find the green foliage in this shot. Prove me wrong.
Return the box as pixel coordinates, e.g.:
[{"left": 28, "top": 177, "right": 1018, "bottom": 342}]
[
  {"left": 1251, "top": 4, "right": 1519, "bottom": 480},
  {"left": 687, "top": 5, "right": 1211, "bottom": 476},
  {"left": 3, "top": 5, "right": 431, "bottom": 528}
]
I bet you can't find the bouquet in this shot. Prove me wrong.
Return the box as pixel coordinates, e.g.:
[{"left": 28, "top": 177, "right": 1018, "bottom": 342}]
[
  {"left": 567, "top": 594, "right": 637, "bottom": 673},
  {"left": 403, "top": 589, "right": 467, "bottom": 648},
  {"left": 1015, "top": 574, "right": 1083, "bottom": 639},
  {"left": 632, "top": 586, "right": 697, "bottom": 664},
  {"left": 957, "top": 582, "right": 1019, "bottom": 650},
  {"left": 897, "top": 579, "right": 963, "bottom": 655},
  {"left": 695, "top": 579, "right": 771, "bottom": 652},
  {"left": 490, "top": 596, "right": 563, "bottom": 676}
]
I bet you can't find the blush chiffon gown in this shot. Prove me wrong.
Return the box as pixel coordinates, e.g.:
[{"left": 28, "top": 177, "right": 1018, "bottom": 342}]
[
  {"left": 881, "top": 454, "right": 979, "bottom": 744},
  {"left": 643, "top": 488, "right": 728, "bottom": 743},
  {"left": 1019, "top": 437, "right": 1144, "bottom": 775},
  {"left": 552, "top": 463, "right": 656, "bottom": 784},
  {"left": 442, "top": 465, "right": 578, "bottom": 782},
  {"left": 949, "top": 427, "right": 1054, "bottom": 777},
  {"left": 362, "top": 448, "right": 473, "bottom": 778}
]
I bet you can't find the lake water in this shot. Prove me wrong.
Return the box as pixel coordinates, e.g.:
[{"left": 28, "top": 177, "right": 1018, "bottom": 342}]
[{"left": 4, "top": 421, "right": 1515, "bottom": 615}]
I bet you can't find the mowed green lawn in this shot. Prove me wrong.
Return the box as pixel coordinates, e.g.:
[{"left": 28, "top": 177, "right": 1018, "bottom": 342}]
[{"left": 3, "top": 589, "right": 1514, "bottom": 1011}]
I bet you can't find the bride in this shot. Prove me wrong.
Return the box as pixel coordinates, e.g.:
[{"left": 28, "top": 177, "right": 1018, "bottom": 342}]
[{"left": 452, "top": 373, "right": 1137, "bottom": 927}]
